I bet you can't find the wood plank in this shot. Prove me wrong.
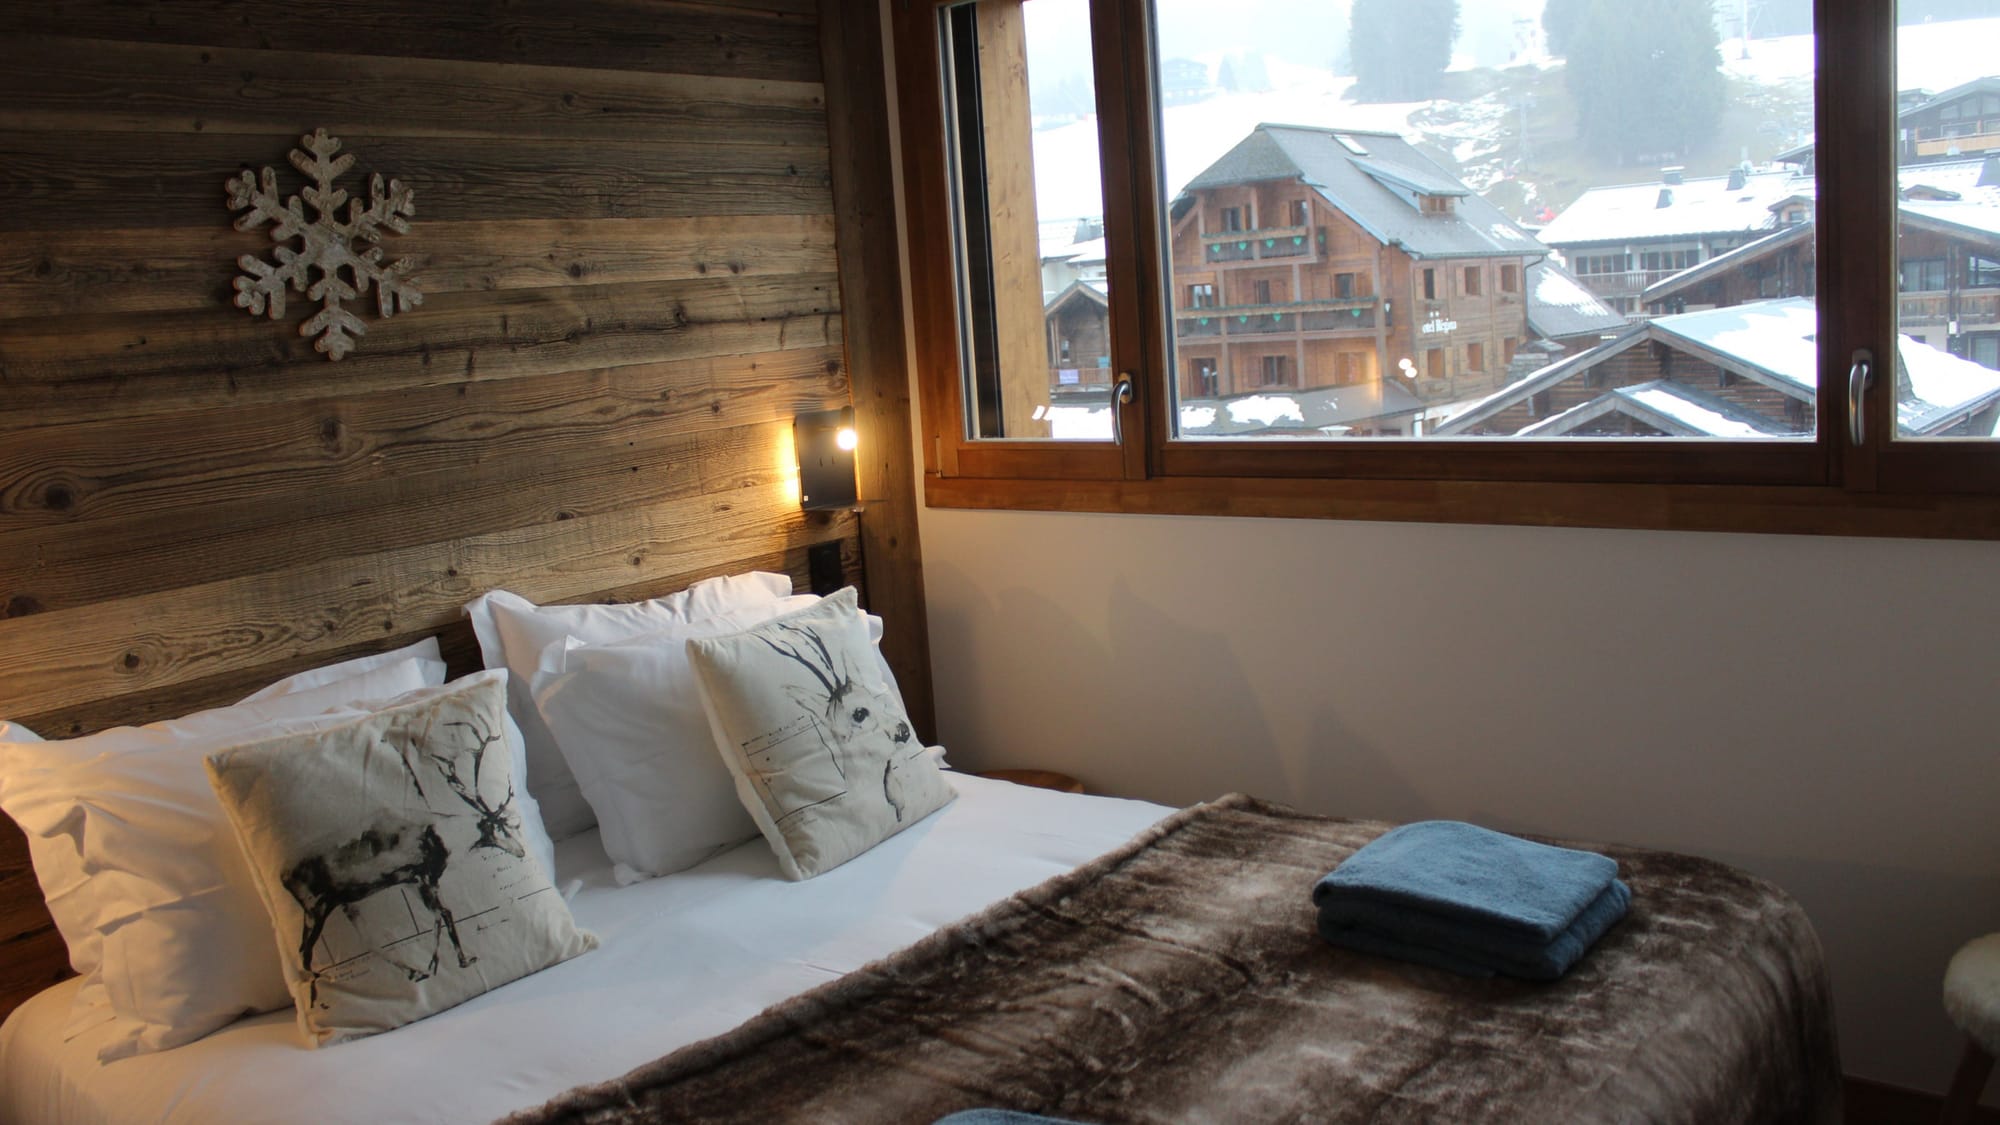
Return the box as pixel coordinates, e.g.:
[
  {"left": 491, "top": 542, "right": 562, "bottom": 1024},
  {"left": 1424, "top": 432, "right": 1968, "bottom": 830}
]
[
  {"left": 1, "top": 376, "right": 846, "bottom": 614},
  {"left": 820, "top": 0, "right": 937, "bottom": 740},
  {"left": 0, "top": 0, "right": 822, "bottom": 83},
  {"left": 0, "top": 36, "right": 828, "bottom": 145},
  {"left": 0, "top": 131, "right": 832, "bottom": 231},
  {"left": 0, "top": 216, "right": 839, "bottom": 319},
  {"left": 0, "top": 486, "right": 852, "bottom": 722},
  {"left": 0, "top": 342, "right": 844, "bottom": 534},
  {"left": 0, "top": 273, "right": 842, "bottom": 427}
]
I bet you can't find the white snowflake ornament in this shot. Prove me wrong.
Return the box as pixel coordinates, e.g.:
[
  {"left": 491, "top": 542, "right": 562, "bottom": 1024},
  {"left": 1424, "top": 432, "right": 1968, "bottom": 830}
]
[{"left": 225, "top": 129, "right": 422, "bottom": 360}]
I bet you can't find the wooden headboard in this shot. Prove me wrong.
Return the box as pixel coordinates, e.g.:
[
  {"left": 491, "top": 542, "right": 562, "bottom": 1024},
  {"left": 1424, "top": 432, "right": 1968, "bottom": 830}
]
[{"left": 0, "top": 0, "right": 926, "bottom": 1024}]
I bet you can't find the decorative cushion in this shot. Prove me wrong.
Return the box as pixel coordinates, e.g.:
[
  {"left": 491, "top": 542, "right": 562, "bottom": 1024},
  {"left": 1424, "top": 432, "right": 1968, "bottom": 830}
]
[
  {"left": 1945, "top": 932, "right": 2000, "bottom": 1056},
  {"left": 687, "top": 588, "right": 955, "bottom": 881},
  {"left": 206, "top": 672, "right": 597, "bottom": 1047},
  {"left": 0, "top": 655, "right": 505, "bottom": 1059},
  {"left": 465, "top": 572, "right": 794, "bottom": 839}
]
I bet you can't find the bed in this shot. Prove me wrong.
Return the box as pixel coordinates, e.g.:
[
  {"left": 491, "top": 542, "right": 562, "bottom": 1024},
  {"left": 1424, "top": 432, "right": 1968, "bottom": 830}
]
[{"left": 0, "top": 772, "right": 1842, "bottom": 1124}]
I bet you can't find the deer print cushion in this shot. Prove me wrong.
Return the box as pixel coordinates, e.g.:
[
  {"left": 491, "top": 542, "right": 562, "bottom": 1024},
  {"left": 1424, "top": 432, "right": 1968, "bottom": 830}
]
[
  {"left": 205, "top": 671, "right": 597, "bottom": 1047},
  {"left": 687, "top": 588, "right": 955, "bottom": 881}
]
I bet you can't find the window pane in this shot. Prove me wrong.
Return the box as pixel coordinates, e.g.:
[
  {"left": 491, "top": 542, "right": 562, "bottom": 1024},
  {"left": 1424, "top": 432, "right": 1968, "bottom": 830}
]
[
  {"left": 1892, "top": 0, "right": 2000, "bottom": 441},
  {"left": 941, "top": 0, "right": 1114, "bottom": 441},
  {"left": 1137, "top": 0, "right": 1817, "bottom": 440}
]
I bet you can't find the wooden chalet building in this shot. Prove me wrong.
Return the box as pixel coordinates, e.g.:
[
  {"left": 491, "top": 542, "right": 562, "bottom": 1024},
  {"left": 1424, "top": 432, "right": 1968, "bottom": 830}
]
[
  {"left": 1167, "top": 125, "right": 1555, "bottom": 410},
  {"left": 1782, "top": 77, "right": 2000, "bottom": 171},
  {"left": 1537, "top": 165, "right": 1811, "bottom": 316},
  {"left": 1435, "top": 298, "right": 2000, "bottom": 439},
  {"left": 1642, "top": 157, "right": 2000, "bottom": 370}
]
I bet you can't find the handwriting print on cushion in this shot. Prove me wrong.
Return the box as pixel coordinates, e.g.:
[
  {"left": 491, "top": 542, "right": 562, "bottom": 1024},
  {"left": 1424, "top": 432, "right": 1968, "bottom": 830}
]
[
  {"left": 205, "top": 672, "right": 596, "bottom": 1047},
  {"left": 689, "top": 588, "right": 954, "bottom": 881}
]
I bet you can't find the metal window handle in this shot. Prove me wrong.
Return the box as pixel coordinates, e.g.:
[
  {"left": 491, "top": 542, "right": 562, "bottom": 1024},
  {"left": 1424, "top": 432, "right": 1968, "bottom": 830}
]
[
  {"left": 1847, "top": 349, "right": 1874, "bottom": 446},
  {"left": 1110, "top": 372, "right": 1135, "bottom": 444}
]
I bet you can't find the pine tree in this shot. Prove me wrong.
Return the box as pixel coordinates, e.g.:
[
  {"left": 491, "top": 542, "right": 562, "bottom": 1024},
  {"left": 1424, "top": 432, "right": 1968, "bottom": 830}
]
[
  {"left": 1565, "top": 0, "right": 1725, "bottom": 162},
  {"left": 1349, "top": 0, "right": 1460, "bottom": 103},
  {"left": 1541, "top": 0, "right": 1590, "bottom": 57}
]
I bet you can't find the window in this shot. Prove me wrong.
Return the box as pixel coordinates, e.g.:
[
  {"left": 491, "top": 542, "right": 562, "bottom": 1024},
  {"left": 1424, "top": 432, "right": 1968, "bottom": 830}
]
[
  {"left": 1291, "top": 199, "right": 1310, "bottom": 226},
  {"left": 1190, "top": 282, "right": 1215, "bottom": 308},
  {"left": 1190, "top": 357, "right": 1219, "bottom": 397},
  {"left": 1899, "top": 258, "right": 1946, "bottom": 292},
  {"left": 1970, "top": 257, "right": 2000, "bottom": 289},
  {"left": 895, "top": 0, "right": 2000, "bottom": 536}
]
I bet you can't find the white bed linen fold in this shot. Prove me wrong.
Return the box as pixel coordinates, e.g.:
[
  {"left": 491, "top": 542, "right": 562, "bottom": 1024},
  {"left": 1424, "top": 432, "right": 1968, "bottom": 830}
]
[{"left": 0, "top": 775, "right": 1170, "bottom": 1125}]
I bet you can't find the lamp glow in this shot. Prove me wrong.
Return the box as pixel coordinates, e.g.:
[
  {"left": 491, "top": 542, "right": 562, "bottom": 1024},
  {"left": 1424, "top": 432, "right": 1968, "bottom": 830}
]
[{"left": 835, "top": 426, "right": 858, "bottom": 452}]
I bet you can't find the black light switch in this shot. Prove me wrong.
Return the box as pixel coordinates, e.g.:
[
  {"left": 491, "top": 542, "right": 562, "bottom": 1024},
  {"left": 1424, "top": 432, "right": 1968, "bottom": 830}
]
[{"left": 808, "top": 540, "right": 846, "bottom": 596}]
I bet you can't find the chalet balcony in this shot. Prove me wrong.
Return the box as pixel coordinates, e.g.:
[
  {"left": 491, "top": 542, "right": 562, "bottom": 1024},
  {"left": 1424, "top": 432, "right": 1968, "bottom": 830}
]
[
  {"left": 1174, "top": 296, "right": 1378, "bottom": 338},
  {"left": 1203, "top": 225, "right": 1325, "bottom": 264},
  {"left": 1897, "top": 289, "right": 2000, "bottom": 328}
]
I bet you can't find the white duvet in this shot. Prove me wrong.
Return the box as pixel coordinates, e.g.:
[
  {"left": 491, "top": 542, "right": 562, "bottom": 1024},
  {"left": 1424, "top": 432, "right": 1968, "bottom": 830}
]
[{"left": 0, "top": 774, "right": 1171, "bottom": 1125}]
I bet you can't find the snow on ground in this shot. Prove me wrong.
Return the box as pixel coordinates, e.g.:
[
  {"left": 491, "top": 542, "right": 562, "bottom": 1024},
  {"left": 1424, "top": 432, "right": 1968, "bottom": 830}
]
[
  {"left": 1721, "top": 17, "right": 2000, "bottom": 92},
  {"left": 1226, "top": 394, "right": 1305, "bottom": 427}
]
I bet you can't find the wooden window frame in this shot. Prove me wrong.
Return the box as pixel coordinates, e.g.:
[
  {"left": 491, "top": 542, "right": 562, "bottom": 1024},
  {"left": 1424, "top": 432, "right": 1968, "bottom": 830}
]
[{"left": 892, "top": 0, "right": 2000, "bottom": 538}]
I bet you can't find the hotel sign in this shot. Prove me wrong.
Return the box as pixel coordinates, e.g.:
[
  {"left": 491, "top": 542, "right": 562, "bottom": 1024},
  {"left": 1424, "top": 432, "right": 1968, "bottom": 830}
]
[{"left": 1419, "top": 313, "right": 1458, "bottom": 336}]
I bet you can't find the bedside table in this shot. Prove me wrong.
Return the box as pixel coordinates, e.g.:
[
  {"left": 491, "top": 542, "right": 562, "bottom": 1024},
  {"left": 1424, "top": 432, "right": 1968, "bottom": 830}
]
[{"left": 975, "top": 769, "right": 1085, "bottom": 794}]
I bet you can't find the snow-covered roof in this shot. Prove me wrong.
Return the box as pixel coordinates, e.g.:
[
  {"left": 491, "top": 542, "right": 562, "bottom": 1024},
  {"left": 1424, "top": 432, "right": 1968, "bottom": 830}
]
[
  {"left": 1181, "top": 124, "right": 1543, "bottom": 260},
  {"left": 1525, "top": 259, "right": 1627, "bottom": 340},
  {"left": 1537, "top": 169, "right": 1807, "bottom": 248},
  {"left": 1641, "top": 223, "right": 1815, "bottom": 305},
  {"left": 1899, "top": 334, "right": 2000, "bottom": 434},
  {"left": 1899, "top": 198, "right": 2000, "bottom": 246},
  {"left": 1515, "top": 381, "right": 1790, "bottom": 438},
  {"left": 1648, "top": 299, "right": 1820, "bottom": 393},
  {"left": 1043, "top": 278, "right": 1108, "bottom": 315}
]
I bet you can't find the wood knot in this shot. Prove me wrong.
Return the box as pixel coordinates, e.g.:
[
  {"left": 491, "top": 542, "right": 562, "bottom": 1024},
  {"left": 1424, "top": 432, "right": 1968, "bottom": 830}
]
[
  {"left": 3, "top": 594, "right": 44, "bottom": 618},
  {"left": 318, "top": 416, "right": 342, "bottom": 444},
  {"left": 121, "top": 651, "right": 143, "bottom": 671},
  {"left": 42, "top": 484, "right": 74, "bottom": 512}
]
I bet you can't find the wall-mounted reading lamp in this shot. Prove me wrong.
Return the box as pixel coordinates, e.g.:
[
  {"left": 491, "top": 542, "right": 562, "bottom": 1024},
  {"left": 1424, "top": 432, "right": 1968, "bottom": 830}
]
[{"left": 795, "top": 406, "right": 859, "bottom": 512}]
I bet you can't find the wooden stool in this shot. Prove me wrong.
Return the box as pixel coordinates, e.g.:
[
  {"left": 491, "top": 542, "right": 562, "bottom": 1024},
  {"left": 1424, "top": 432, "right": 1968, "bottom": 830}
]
[{"left": 1941, "top": 933, "right": 2000, "bottom": 1124}]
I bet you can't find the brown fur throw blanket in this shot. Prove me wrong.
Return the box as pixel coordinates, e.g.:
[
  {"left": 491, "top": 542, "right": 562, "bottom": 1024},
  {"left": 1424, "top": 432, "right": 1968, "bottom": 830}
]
[{"left": 503, "top": 795, "right": 1841, "bottom": 1125}]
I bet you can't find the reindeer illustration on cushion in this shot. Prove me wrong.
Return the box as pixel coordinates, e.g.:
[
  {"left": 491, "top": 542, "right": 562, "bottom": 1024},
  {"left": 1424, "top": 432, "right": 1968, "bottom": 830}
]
[
  {"left": 278, "top": 712, "right": 519, "bottom": 1005},
  {"left": 281, "top": 817, "right": 472, "bottom": 1006}
]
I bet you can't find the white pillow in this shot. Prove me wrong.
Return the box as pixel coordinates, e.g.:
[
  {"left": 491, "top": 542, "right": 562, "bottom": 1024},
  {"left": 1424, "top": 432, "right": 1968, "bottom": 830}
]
[
  {"left": 464, "top": 572, "right": 793, "bottom": 839},
  {"left": 0, "top": 720, "right": 42, "bottom": 743},
  {"left": 206, "top": 673, "right": 597, "bottom": 1047},
  {"left": 531, "top": 595, "right": 826, "bottom": 882},
  {"left": 688, "top": 589, "right": 956, "bottom": 881},
  {"left": 235, "top": 636, "right": 445, "bottom": 703},
  {"left": 0, "top": 661, "right": 556, "bottom": 1060}
]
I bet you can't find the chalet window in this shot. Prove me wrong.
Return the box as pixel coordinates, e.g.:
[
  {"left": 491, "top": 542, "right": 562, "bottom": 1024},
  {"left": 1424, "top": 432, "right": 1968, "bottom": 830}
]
[
  {"left": 895, "top": 0, "right": 2000, "bottom": 537},
  {"left": 1291, "top": 199, "right": 1310, "bottom": 226},
  {"left": 1899, "top": 258, "right": 1946, "bottom": 292}
]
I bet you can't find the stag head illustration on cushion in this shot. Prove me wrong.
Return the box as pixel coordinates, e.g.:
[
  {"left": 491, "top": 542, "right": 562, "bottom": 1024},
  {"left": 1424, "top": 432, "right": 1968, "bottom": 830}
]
[{"left": 689, "top": 588, "right": 955, "bottom": 881}]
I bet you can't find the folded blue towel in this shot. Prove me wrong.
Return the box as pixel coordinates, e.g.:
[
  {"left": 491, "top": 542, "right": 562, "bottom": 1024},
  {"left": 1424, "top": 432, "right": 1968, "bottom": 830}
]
[
  {"left": 1312, "top": 821, "right": 1619, "bottom": 944},
  {"left": 1319, "top": 878, "right": 1631, "bottom": 980}
]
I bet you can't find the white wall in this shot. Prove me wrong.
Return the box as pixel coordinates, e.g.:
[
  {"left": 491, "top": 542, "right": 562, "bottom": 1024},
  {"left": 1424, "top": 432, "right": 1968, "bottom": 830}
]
[{"left": 919, "top": 505, "right": 2000, "bottom": 1099}]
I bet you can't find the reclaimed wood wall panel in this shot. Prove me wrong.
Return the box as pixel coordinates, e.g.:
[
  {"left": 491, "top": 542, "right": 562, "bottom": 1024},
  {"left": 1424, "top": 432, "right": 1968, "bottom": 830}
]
[{"left": 0, "top": 0, "right": 917, "bottom": 1024}]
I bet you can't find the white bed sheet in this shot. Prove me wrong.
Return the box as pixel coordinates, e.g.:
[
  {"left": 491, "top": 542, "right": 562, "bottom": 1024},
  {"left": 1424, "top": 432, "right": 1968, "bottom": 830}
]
[{"left": 0, "top": 774, "right": 1171, "bottom": 1125}]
